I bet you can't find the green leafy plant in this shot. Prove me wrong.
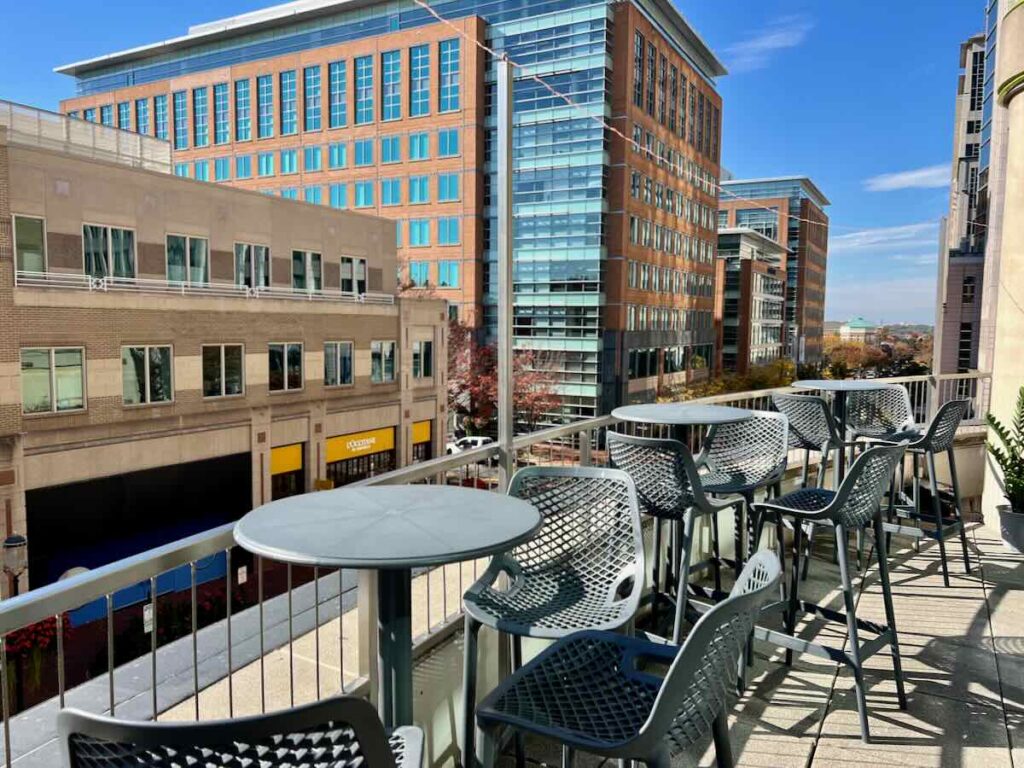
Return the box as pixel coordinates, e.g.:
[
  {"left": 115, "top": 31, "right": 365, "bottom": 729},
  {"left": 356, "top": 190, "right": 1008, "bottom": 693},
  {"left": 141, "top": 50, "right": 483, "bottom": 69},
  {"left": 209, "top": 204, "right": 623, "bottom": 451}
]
[{"left": 987, "top": 386, "right": 1024, "bottom": 511}]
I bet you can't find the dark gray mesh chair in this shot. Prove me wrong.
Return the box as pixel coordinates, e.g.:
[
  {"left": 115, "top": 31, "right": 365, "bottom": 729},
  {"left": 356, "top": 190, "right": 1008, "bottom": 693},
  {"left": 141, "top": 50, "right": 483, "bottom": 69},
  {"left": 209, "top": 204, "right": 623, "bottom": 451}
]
[
  {"left": 474, "top": 551, "right": 781, "bottom": 768},
  {"left": 846, "top": 384, "right": 918, "bottom": 442},
  {"left": 751, "top": 443, "right": 908, "bottom": 743},
  {"left": 607, "top": 432, "right": 747, "bottom": 643},
  {"left": 772, "top": 393, "right": 844, "bottom": 488},
  {"left": 59, "top": 695, "right": 423, "bottom": 768},
  {"left": 461, "top": 466, "right": 645, "bottom": 768}
]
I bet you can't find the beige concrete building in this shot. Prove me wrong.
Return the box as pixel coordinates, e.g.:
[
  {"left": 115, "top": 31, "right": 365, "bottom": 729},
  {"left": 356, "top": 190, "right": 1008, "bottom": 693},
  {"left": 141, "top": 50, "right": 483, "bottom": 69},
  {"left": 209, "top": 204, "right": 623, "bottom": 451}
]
[{"left": 0, "top": 102, "right": 446, "bottom": 590}]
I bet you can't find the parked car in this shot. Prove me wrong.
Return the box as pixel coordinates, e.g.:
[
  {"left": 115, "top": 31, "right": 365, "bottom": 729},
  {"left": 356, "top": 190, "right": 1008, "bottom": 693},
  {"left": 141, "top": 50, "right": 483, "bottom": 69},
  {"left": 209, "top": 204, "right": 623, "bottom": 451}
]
[{"left": 446, "top": 435, "right": 498, "bottom": 465}]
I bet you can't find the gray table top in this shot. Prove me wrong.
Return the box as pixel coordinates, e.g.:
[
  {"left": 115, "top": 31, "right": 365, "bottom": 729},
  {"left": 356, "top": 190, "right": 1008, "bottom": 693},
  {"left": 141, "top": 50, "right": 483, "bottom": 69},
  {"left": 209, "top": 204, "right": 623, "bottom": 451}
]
[
  {"left": 792, "top": 379, "right": 890, "bottom": 392},
  {"left": 611, "top": 403, "right": 753, "bottom": 425},
  {"left": 234, "top": 486, "right": 542, "bottom": 569}
]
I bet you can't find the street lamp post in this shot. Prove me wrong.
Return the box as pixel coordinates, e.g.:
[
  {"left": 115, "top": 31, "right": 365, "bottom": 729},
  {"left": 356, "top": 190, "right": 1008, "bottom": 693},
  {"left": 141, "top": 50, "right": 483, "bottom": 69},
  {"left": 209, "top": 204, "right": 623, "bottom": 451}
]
[{"left": 2, "top": 533, "right": 27, "bottom": 713}]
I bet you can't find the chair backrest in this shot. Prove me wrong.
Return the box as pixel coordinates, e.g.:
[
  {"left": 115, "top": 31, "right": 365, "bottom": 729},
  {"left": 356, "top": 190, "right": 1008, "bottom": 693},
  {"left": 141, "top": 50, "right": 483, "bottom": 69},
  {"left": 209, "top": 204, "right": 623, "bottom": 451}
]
[
  {"left": 607, "top": 432, "right": 710, "bottom": 519},
  {"left": 921, "top": 399, "right": 969, "bottom": 453},
  {"left": 506, "top": 465, "right": 645, "bottom": 607},
  {"left": 829, "top": 443, "right": 907, "bottom": 529},
  {"left": 772, "top": 393, "right": 840, "bottom": 452},
  {"left": 638, "top": 551, "right": 781, "bottom": 753},
  {"left": 846, "top": 384, "right": 915, "bottom": 434},
  {"left": 60, "top": 695, "right": 396, "bottom": 768},
  {"left": 701, "top": 410, "right": 789, "bottom": 481}
]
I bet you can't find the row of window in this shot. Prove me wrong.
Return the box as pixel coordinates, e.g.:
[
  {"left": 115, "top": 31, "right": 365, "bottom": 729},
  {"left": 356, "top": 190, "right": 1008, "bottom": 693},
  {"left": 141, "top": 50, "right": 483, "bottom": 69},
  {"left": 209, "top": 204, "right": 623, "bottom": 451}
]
[
  {"left": 68, "top": 41, "right": 462, "bottom": 148},
  {"left": 404, "top": 259, "right": 461, "bottom": 288},
  {"left": 628, "top": 216, "right": 716, "bottom": 265},
  {"left": 629, "top": 170, "right": 716, "bottom": 231},
  {"left": 630, "top": 124, "right": 718, "bottom": 196},
  {"left": 626, "top": 305, "right": 713, "bottom": 333},
  {"left": 626, "top": 260, "right": 713, "bottom": 297},
  {"left": 627, "top": 344, "right": 715, "bottom": 380},
  {"left": 19, "top": 338, "right": 428, "bottom": 415}
]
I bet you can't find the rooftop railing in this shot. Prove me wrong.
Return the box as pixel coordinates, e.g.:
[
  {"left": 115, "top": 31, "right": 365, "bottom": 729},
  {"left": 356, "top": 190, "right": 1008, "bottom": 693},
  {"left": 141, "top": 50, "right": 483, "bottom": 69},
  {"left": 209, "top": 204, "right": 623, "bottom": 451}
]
[{"left": 0, "top": 370, "right": 991, "bottom": 766}]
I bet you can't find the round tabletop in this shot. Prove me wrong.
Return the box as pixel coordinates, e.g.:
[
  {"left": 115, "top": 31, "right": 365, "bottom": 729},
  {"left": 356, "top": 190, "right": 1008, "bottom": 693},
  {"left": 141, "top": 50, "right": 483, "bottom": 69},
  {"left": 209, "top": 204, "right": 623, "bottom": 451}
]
[
  {"left": 792, "top": 379, "right": 889, "bottom": 392},
  {"left": 611, "top": 403, "right": 753, "bottom": 426},
  {"left": 234, "top": 485, "right": 542, "bottom": 569}
]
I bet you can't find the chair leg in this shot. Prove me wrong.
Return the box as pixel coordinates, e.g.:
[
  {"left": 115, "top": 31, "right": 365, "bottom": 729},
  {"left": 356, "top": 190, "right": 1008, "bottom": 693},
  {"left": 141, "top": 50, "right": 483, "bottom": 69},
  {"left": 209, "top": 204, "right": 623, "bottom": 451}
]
[
  {"left": 711, "top": 711, "right": 735, "bottom": 768},
  {"left": 785, "top": 519, "right": 802, "bottom": 667},
  {"left": 651, "top": 519, "right": 662, "bottom": 627},
  {"left": 836, "top": 524, "right": 870, "bottom": 742},
  {"left": 461, "top": 616, "right": 482, "bottom": 768},
  {"left": 948, "top": 448, "right": 972, "bottom": 575},
  {"left": 873, "top": 512, "right": 907, "bottom": 710},
  {"left": 927, "top": 451, "right": 951, "bottom": 587},
  {"left": 562, "top": 745, "right": 574, "bottom": 768},
  {"left": 773, "top": 514, "right": 787, "bottom": 583},
  {"left": 512, "top": 636, "right": 525, "bottom": 768},
  {"left": 711, "top": 511, "right": 723, "bottom": 595},
  {"left": 478, "top": 726, "right": 497, "bottom": 768},
  {"left": 801, "top": 523, "right": 814, "bottom": 582},
  {"left": 801, "top": 448, "right": 810, "bottom": 488},
  {"left": 673, "top": 510, "right": 697, "bottom": 644}
]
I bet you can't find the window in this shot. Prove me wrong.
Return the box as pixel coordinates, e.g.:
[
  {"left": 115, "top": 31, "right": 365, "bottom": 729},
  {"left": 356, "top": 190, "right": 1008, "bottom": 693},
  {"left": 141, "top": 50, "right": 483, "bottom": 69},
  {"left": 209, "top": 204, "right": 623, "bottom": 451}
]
[
  {"left": 20, "top": 347, "right": 84, "bottom": 414},
  {"left": 166, "top": 234, "right": 209, "bottom": 285},
  {"left": 304, "top": 186, "right": 322, "bottom": 204},
  {"left": 193, "top": 87, "right": 209, "bottom": 147},
  {"left": 303, "top": 146, "right": 322, "bottom": 172},
  {"left": 258, "top": 152, "right": 275, "bottom": 177},
  {"left": 412, "top": 340, "right": 433, "bottom": 378},
  {"left": 13, "top": 215, "right": 46, "bottom": 273},
  {"left": 382, "top": 178, "right": 401, "bottom": 206},
  {"left": 174, "top": 163, "right": 189, "bottom": 178},
  {"left": 324, "top": 341, "right": 354, "bottom": 386},
  {"left": 962, "top": 275, "right": 976, "bottom": 304},
  {"left": 213, "top": 83, "right": 229, "bottom": 144},
  {"left": 410, "top": 44, "right": 430, "bottom": 116},
  {"left": 328, "top": 61, "right": 347, "bottom": 128},
  {"left": 437, "top": 172, "right": 459, "bottom": 201},
  {"left": 82, "top": 108, "right": 96, "bottom": 123},
  {"left": 645, "top": 42, "right": 655, "bottom": 115},
  {"left": 83, "top": 224, "right": 135, "bottom": 278},
  {"left": 154, "top": 95, "right": 168, "bottom": 140},
  {"left": 439, "top": 39, "right": 460, "bottom": 112},
  {"left": 236, "top": 154, "right": 252, "bottom": 179},
  {"left": 382, "top": 50, "right": 401, "bottom": 121},
  {"left": 214, "top": 157, "right": 231, "bottom": 181},
  {"left": 355, "top": 55, "right": 374, "bottom": 124},
  {"left": 633, "top": 32, "right": 644, "bottom": 108},
  {"left": 269, "top": 343, "right": 303, "bottom": 391},
  {"left": 409, "top": 175, "right": 429, "bottom": 204},
  {"left": 292, "top": 250, "right": 323, "bottom": 291},
  {"left": 371, "top": 341, "right": 396, "bottom": 383},
  {"left": 405, "top": 135, "right": 428, "bottom": 164},
  {"left": 437, "top": 259, "right": 459, "bottom": 287},
  {"left": 234, "top": 242, "right": 271, "bottom": 288},
  {"left": 328, "top": 142, "right": 347, "bottom": 168},
  {"left": 329, "top": 182, "right": 348, "bottom": 209},
  {"left": 381, "top": 135, "right": 400, "bottom": 163},
  {"left": 257, "top": 75, "right": 274, "bottom": 138},
  {"left": 100, "top": 104, "right": 114, "bottom": 126},
  {"left": 202, "top": 344, "right": 244, "bottom": 398},
  {"left": 193, "top": 160, "right": 209, "bottom": 181},
  {"left": 172, "top": 91, "right": 188, "bottom": 150},
  {"left": 280, "top": 70, "right": 297, "bottom": 135},
  {"left": 117, "top": 101, "right": 131, "bottom": 130},
  {"left": 395, "top": 220, "right": 402, "bottom": 247},
  {"left": 438, "top": 128, "right": 459, "bottom": 157},
  {"left": 409, "top": 261, "right": 429, "bottom": 286},
  {"left": 304, "top": 65, "right": 321, "bottom": 131},
  {"left": 280, "top": 187, "right": 298, "bottom": 200},
  {"left": 354, "top": 139, "right": 374, "bottom": 166},
  {"left": 409, "top": 218, "right": 430, "bottom": 246},
  {"left": 341, "top": 256, "right": 367, "bottom": 294},
  {"left": 354, "top": 181, "right": 374, "bottom": 208},
  {"left": 438, "top": 216, "right": 460, "bottom": 245},
  {"left": 235, "top": 80, "right": 251, "bottom": 140},
  {"left": 121, "top": 345, "right": 173, "bottom": 405},
  {"left": 68, "top": 110, "right": 79, "bottom": 120}
]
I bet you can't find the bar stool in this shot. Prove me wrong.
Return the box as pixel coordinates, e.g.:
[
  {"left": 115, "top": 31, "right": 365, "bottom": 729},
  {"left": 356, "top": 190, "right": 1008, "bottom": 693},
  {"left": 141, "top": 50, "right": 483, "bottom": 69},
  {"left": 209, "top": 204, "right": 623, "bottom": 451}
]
[{"left": 846, "top": 383, "right": 919, "bottom": 443}]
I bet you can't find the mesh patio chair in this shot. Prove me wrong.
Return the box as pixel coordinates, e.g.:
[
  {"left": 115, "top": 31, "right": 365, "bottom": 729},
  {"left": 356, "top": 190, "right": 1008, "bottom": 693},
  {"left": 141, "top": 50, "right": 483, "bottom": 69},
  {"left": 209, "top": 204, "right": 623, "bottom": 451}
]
[
  {"left": 474, "top": 551, "right": 781, "bottom": 768},
  {"left": 751, "top": 443, "right": 908, "bottom": 743},
  {"left": 608, "top": 432, "right": 751, "bottom": 643},
  {"left": 845, "top": 384, "right": 918, "bottom": 442},
  {"left": 59, "top": 695, "right": 423, "bottom": 768},
  {"left": 461, "top": 466, "right": 645, "bottom": 768}
]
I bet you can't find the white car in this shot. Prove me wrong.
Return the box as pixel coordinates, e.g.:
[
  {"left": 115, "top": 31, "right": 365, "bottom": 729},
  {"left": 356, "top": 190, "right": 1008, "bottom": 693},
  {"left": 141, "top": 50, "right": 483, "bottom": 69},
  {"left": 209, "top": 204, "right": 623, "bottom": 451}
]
[{"left": 446, "top": 435, "right": 498, "bottom": 465}]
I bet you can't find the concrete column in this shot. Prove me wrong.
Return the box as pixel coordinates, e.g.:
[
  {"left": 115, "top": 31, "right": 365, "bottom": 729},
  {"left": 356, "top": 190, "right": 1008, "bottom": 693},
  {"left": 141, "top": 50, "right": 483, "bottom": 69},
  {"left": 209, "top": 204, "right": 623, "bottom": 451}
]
[
  {"left": 982, "top": 3, "right": 1024, "bottom": 526},
  {"left": 250, "top": 407, "right": 272, "bottom": 507}
]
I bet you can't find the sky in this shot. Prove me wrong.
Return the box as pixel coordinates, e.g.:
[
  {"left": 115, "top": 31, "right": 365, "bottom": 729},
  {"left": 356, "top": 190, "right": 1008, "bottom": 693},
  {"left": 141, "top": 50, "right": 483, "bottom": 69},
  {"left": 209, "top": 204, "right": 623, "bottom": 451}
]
[{"left": 0, "top": 0, "right": 986, "bottom": 325}]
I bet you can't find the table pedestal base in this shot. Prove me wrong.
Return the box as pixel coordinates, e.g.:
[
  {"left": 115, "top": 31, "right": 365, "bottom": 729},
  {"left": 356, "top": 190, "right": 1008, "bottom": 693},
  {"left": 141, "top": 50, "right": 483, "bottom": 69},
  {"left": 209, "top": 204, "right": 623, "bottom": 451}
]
[{"left": 377, "top": 567, "right": 413, "bottom": 729}]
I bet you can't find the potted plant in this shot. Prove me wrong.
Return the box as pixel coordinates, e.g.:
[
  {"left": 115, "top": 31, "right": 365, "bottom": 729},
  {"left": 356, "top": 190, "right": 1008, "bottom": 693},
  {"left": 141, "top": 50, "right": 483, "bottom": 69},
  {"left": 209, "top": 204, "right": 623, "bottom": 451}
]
[{"left": 987, "top": 386, "right": 1024, "bottom": 552}]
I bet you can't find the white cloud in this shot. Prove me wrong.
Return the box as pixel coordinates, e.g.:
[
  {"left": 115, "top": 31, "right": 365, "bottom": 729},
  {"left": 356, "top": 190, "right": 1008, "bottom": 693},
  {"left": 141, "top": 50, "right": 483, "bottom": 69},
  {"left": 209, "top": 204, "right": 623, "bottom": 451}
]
[
  {"left": 863, "top": 164, "right": 949, "bottom": 192},
  {"left": 724, "top": 15, "right": 814, "bottom": 73},
  {"left": 826, "top": 277, "right": 938, "bottom": 325},
  {"left": 829, "top": 221, "right": 939, "bottom": 256}
]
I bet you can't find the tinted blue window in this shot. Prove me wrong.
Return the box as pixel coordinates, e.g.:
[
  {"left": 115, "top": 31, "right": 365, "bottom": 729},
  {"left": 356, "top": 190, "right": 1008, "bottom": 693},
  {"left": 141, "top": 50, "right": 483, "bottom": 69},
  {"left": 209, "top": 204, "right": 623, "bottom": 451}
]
[
  {"left": 194, "top": 160, "right": 209, "bottom": 181},
  {"left": 100, "top": 104, "right": 114, "bottom": 126},
  {"left": 235, "top": 80, "right": 251, "bottom": 140},
  {"left": 257, "top": 75, "right": 273, "bottom": 138},
  {"left": 409, "top": 219, "right": 430, "bottom": 246},
  {"left": 280, "top": 71, "right": 297, "bottom": 135},
  {"left": 381, "top": 178, "right": 401, "bottom": 206},
  {"left": 328, "top": 142, "right": 347, "bottom": 168},
  {"left": 304, "top": 186, "right": 322, "bottom": 204},
  {"left": 304, "top": 146, "right": 322, "bottom": 172},
  {"left": 154, "top": 97, "right": 168, "bottom": 139},
  {"left": 409, "top": 175, "right": 429, "bottom": 204},
  {"left": 135, "top": 99, "right": 149, "bottom": 134},
  {"left": 328, "top": 61, "right": 347, "bottom": 128},
  {"left": 214, "top": 157, "right": 231, "bottom": 181},
  {"left": 381, "top": 135, "right": 400, "bottom": 163},
  {"left": 410, "top": 45, "right": 430, "bottom": 117},
  {"left": 354, "top": 181, "right": 374, "bottom": 208},
  {"left": 304, "top": 66, "right": 321, "bottom": 131},
  {"left": 329, "top": 183, "right": 348, "bottom": 208},
  {"left": 174, "top": 162, "right": 189, "bottom": 178},
  {"left": 236, "top": 155, "right": 253, "bottom": 179},
  {"left": 214, "top": 83, "right": 230, "bottom": 144},
  {"left": 439, "top": 40, "right": 460, "bottom": 112},
  {"left": 280, "top": 149, "right": 298, "bottom": 174},
  {"left": 438, "top": 173, "right": 459, "bottom": 201},
  {"left": 438, "top": 259, "right": 460, "bottom": 286},
  {"left": 438, "top": 216, "right": 460, "bottom": 245},
  {"left": 172, "top": 91, "right": 188, "bottom": 150},
  {"left": 193, "top": 87, "right": 209, "bottom": 147},
  {"left": 355, "top": 56, "right": 373, "bottom": 124},
  {"left": 117, "top": 101, "right": 131, "bottom": 130},
  {"left": 438, "top": 128, "right": 459, "bottom": 157},
  {"left": 382, "top": 50, "right": 401, "bottom": 121},
  {"left": 354, "top": 139, "right": 374, "bottom": 166},
  {"left": 258, "top": 152, "right": 275, "bottom": 176},
  {"left": 409, "top": 132, "right": 429, "bottom": 160}
]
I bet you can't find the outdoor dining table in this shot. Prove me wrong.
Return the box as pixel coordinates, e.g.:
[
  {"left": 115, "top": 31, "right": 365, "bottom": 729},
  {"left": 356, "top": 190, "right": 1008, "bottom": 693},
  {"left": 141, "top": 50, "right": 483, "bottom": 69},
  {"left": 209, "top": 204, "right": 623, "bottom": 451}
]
[{"left": 234, "top": 484, "right": 542, "bottom": 729}]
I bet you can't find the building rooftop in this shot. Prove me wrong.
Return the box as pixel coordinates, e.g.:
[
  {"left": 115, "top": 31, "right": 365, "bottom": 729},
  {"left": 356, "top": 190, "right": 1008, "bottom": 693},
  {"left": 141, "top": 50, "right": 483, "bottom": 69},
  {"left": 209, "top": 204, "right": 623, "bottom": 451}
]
[
  {"left": 842, "top": 316, "right": 876, "bottom": 330},
  {"left": 721, "top": 175, "right": 831, "bottom": 209},
  {"left": 718, "top": 226, "right": 793, "bottom": 254}
]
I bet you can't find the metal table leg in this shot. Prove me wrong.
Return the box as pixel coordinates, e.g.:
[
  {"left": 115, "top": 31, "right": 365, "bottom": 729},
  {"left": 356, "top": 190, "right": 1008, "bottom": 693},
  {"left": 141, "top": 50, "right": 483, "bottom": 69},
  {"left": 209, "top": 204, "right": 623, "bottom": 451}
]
[
  {"left": 378, "top": 567, "right": 413, "bottom": 728},
  {"left": 834, "top": 391, "right": 848, "bottom": 484}
]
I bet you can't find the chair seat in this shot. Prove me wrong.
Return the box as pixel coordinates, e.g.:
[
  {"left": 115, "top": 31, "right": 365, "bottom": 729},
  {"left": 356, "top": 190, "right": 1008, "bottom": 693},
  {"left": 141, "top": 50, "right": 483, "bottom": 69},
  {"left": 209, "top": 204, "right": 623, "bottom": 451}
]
[
  {"left": 476, "top": 630, "right": 668, "bottom": 751},
  {"left": 850, "top": 424, "right": 922, "bottom": 441},
  {"left": 699, "top": 465, "right": 785, "bottom": 496},
  {"left": 757, "top": 487, "right": 836, "bottom": 517}
]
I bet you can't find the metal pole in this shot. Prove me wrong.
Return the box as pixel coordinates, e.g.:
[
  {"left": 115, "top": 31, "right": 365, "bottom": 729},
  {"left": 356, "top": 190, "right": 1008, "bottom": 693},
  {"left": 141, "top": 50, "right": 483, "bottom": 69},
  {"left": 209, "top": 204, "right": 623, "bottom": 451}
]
[{"left": 496, "top": 56, "right": 515, "bottom": 492}]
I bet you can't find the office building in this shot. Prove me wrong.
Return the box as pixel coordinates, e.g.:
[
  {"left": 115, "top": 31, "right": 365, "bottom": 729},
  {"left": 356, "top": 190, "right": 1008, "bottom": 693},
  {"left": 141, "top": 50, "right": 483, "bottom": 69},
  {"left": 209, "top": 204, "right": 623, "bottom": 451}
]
[
  {"left": 718, "top": 176, "right": 830, "bottom": 364},
  {"left": 838, "top": 317, "right": 877, "bottom": 345},
  {"left": 714, "top": 227, "right": 787, "bottom": 375},
  {"left": 0, "top": 102, "right": 446, "bottom": 588},
  {"left": 54, "top": 0, "right": 726, "bottom": 419}
]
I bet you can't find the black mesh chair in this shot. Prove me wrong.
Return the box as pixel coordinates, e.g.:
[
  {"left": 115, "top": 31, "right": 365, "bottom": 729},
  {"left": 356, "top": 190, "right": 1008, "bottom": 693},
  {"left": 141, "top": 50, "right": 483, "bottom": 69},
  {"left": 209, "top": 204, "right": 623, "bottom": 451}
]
[
  {"left": 846, "top": 384, "right": 918, "bottom": 442},
  {"left": 475, "top": 551, "right": 781, "bottom": 768},
  {"left": 772, "top": 393, "right": 845, "bottom": 489},
  {"left": 59, "top": 695, "right": 423, "bottom": 768}
]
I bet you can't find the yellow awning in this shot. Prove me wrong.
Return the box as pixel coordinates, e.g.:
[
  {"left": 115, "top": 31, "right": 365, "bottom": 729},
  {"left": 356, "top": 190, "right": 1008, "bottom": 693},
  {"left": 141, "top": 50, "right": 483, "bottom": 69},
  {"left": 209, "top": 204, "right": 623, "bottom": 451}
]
[
  {"left": 270, "top": 444, "right": 304, "bottom": 476},
  {"left": 412, "top": 420, "right": 432, "bottom": 444},
  {"left": 326, "top": 427, "right": 396, "bottom": 463}
]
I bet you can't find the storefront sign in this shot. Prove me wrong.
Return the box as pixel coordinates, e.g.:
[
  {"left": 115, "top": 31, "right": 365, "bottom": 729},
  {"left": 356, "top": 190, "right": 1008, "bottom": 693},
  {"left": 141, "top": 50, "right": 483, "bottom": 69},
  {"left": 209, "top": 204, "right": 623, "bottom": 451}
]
[{"left": 326, "top": 427, "right": 396, "bottom": 463}]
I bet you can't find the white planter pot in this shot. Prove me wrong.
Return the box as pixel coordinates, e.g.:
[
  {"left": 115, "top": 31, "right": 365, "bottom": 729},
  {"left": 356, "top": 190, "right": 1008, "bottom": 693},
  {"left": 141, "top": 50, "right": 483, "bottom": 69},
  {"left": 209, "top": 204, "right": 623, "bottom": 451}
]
[{"left": 998, "top": 504, "right": 1024, "bottom": 554}]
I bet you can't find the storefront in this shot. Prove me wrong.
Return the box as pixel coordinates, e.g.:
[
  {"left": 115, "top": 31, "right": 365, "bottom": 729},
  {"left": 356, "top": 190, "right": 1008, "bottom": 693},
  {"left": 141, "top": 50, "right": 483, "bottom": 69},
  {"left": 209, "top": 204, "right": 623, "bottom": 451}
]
[
  {"left": 324, "top": 427, "right": 397, "bottom": 487},
  {"left": 271, "top": 443, "right": 305, "bottom": 500},
  {"left": 412, "top": 420, "right": 433, "bottom": 463}
]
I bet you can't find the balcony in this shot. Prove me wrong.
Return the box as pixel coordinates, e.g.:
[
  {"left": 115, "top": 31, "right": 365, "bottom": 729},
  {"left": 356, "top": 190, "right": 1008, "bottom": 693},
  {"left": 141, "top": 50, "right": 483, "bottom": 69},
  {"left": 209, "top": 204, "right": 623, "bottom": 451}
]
[{"left": 0, "top": 372, "right": 1019, "bottom": 767}]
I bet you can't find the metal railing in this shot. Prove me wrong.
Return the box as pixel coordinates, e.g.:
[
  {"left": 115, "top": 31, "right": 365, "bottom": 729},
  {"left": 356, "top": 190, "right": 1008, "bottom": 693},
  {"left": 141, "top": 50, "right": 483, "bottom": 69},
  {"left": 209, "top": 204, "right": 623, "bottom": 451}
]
[
  {"left": 0, "top": 370, "right": 991, "bottom": 765},
  {"left": 15, "top": 271, "right": 395, "bottom": 306}
]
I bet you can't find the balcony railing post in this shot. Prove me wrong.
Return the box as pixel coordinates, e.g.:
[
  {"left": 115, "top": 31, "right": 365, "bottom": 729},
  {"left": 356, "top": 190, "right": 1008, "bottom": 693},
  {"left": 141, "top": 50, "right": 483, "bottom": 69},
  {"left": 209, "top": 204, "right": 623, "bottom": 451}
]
[
  {"left": 357, "top": 568, "right": 380, "bottom": 709},
  {"left": 578, "top": 429, "right": 591, "bottom": 467},
  {"left": 927, "top": 374, "right": 939, "bottom": 422},
  {"left": 495, "top": 56, "right": 515, "bottom": 492}
]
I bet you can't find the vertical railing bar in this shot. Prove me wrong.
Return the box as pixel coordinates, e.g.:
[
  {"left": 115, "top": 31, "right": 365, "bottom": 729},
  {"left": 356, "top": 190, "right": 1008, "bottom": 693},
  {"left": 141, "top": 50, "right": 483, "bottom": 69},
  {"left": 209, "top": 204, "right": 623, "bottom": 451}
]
[
  {"left": 226, "top": 548, "right": 233, "bottom": 718},
  {"left": 56, "top": 613, "right": 65, "bottom": 709},
  {"left": 442, "top": 562, "right": 449, "bottom": 621},
  {"left": 106, "top": 594, "right": 115, "bottom": 715},
  {"left": 427, "top": 567, "right": 433, "bottom": 632},
  {"left": 339, "top": 568, "right": 345, "bottom": 694},
  {"left": 314, "top": 566, "right": 321, "bottom": 700},
  {"left": 190, "top": 562, "right": 199, "bottom": 721},
  {"left": 1, "top": 637, "right": 11, "bottom": 768},
  {"left": 287, "top": 563, "right": 294, "bottom": 708},
  {"left": 258, "top": 556, "right": 266, "bottom": 714},
  {"left": 150, "top": 575, "right": 158, "bottom": 719}
]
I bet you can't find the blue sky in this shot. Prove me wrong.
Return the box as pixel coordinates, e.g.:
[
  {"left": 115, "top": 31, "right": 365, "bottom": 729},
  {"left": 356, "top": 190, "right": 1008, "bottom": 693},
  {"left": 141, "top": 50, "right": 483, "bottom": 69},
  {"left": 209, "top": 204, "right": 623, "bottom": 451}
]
[{"left": 0, "top": 1, "right": 984, "bottom": 324}]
